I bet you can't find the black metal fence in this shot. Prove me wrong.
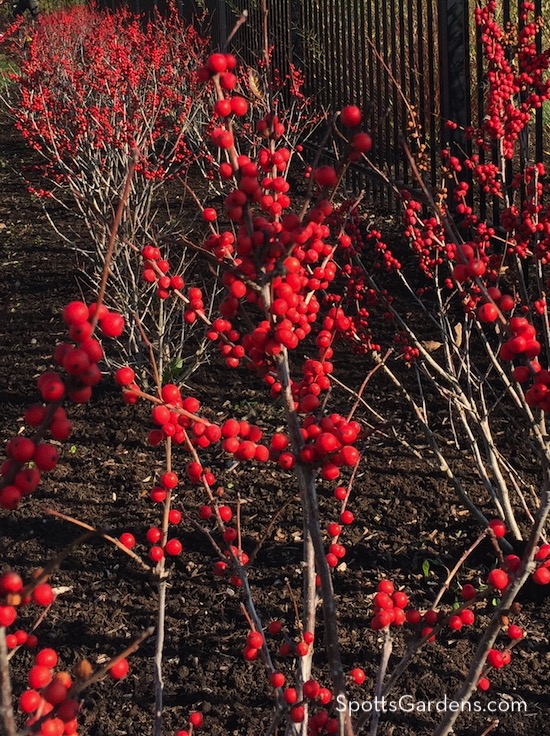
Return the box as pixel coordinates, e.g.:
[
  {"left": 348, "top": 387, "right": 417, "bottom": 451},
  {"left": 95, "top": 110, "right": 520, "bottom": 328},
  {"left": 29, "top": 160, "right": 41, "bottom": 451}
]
[{"left": 219, "top": 0, "right": 545, "bottom": 216}]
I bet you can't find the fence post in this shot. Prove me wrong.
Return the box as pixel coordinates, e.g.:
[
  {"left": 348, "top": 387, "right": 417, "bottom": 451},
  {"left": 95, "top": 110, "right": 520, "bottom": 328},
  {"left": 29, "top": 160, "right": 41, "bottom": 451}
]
[
  {"left": 438, "top": 0, "right": 472, "bottom": 211},
  {"left": 439, "top": 0, "right": 470, "bottom": 137}
]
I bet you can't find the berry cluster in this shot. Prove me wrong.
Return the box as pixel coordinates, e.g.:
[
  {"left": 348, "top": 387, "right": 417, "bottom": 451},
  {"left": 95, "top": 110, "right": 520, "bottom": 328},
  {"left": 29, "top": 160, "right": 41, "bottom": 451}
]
[{"left": 1, "top": 301, "right": 124, "bottom": 510}]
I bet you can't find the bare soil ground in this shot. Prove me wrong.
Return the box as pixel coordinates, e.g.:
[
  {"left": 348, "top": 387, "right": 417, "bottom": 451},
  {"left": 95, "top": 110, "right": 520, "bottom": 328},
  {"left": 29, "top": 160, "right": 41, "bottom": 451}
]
[{"left": 1, "top": 114, "right": 549, "bottom": 736}]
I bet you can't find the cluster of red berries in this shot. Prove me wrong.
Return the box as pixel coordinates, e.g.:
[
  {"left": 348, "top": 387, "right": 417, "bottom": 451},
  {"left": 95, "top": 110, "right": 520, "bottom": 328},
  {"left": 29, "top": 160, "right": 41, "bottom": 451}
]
[
  {"left": 296, "top": 412, "right": 361, "bottom": 483},
  {"left": 0, "top": 571, "right": 87, "bottom": 734},
  {"left": 252, "top": 620, "right": 367, "bottom": 730},
  {"left": 474, "top": 2, "right": 550, "bottom": 159},
  {"left": 1, "top": 301, "right": 124, "bottom": 510},
  {"left": 370, "top": 579, "right": 411, "bottom": 630},
  {"left": 477, "top": 621, "right": 524, "bottom": 691},
  {"left": 19, "top": 648, "right": 80, "bottom": 736},
  {"left": 120, "top": 522, "right": 183, "bottom": 563},
  {"left": 141, "top": 245, "right": 185, "bottom": 299},
  {"left": 197, "top": 52, "right": 238, "bottom": 87},
  {"left": 242, "top": 629, "right": 264, "bottom": 661}
]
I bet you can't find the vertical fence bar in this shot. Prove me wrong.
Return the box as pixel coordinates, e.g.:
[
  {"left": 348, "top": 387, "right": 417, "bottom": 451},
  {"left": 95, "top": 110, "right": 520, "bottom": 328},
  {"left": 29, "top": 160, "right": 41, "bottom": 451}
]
[
  {"left": 359, "top": 0, "right": 371, "bottom": 198},
  {"left": 462, "top": 0, "right": 474, "bottom": 210},
  {"left": 426, "top": 0, "right": 438, "bottom": 186},
  {"left": 374, "top": 0, "right": 384, "bottom": 205},
  {"left": 381, "top": 4, "right": 391, "bottom": 208},
  {"left": 399, "top": 2, "right": 409, "bottom": 185},
  {"left": 475, "top": 0, "right": 487, "bottom": 221},
  {"left": 365, "top": 0, "right": 380, "bottom": 200},
  {"left": 416, "top": 0, "right": 427, "bottom": 137},
  {"left": 390, "top": 0, "right": 400, "bottom": 196}
]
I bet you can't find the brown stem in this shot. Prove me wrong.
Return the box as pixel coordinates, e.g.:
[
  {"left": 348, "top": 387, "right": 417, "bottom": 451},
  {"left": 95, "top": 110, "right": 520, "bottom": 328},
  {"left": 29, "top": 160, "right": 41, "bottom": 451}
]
[
  {"left": 43, "top": 508, "right": 151, "bottom": 572},
  {"left": 90, "top": 151, "right": 138, "bottom": 332},
  {"left": 68, "top": 627, "right": 154, "bottom": 698},
  {"left": 247, "top": 496, "right": 296, "bottom": 566},
  {"left": 224, "top": 10, "right": 248, "bottom": 50},
  {"left": 22, "top": 529, "right": 99, "bottom": 598},
  {"left": 133, "top": 313, "right": 162, "bottom": 396},
  {"left": 432, "top": 530, "right": 488, "bottom": 610}
]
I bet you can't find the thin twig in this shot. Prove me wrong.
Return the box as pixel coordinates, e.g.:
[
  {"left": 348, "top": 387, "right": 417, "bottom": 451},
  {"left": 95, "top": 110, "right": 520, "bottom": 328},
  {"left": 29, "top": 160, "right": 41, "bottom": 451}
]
[{"left": 43, "top": 508, "right": 151, "bottom": 572}]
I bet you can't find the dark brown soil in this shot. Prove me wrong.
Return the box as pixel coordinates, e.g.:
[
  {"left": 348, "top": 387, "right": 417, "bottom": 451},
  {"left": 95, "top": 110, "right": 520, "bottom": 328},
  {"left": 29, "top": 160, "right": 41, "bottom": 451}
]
[{"left": 1, "top": 113, "right": 549, "bottom": 736}]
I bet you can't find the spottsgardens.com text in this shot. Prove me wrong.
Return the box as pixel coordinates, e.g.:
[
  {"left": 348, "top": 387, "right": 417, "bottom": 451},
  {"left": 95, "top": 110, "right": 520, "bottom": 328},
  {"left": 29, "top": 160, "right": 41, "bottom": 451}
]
[{"left": 337, "top": 694, "right": 527, "bottom": 715}]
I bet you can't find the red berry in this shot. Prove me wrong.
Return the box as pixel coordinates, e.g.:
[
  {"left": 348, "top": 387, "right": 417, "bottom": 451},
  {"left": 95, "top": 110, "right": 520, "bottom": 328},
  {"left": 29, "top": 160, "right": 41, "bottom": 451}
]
[
  {"left": 340, "top": 105, "right": 362, "bottom": 127},
  {"left": 100, "top": 312, "right": 125, "bottom": 338},
  {"left": 247, "top": 631, "right": 263, "bottom": 649},
  {"left": 189, "top": 711, "right": 204, "bottom": 728},
  {"left": 43, "top": 679, "right": 69, "bottom": 705},
  {"left": 119, "top": 533, "right": 136, "bottom": 549},
  {"left": 268, "top": 620, "right": 282, "bottom": 635},
  {"left": 532, "top": 567, "right": 550, "bottom": 585},
  {"left": 290, "top": 705, "right": 305, "bottom": 723},
  {"left": 406, "top": 609, "right": 422, "bottom": 625},
  {"left": 488, "top": 519, "right": 506, "bottom": 538},
  {"left": 374, "top": 592, "right": 393, "bottom": 610},
  {"left": 165, "top": 539, "right": 183, "bottom": 556},
  {"left": 303, "top": 679, "right": 320, "bottom": 699},
  {"left": 0, "top": 605, "right": 16, "bottom": 627},
  {"left": 242, "top": 645, "right": 258, "bottom": 660},
  {"left": 19, "top": 689, "right": 42, "bottom": 713},
  {"left": 487, "top": 649, "right": 504, "bottom": 668},
  {"left": 63, "top": 301, "right": 89, "bottom": 325},
  {"left": 149, "top": 546, "right": 164, "bottom": 562},
  {"left": 207, "top": 53, "right": 227, "bottom": 74},
  {"left": 198, "top": 505, "right": 212, "bottom": 520},
  {"left": 487, "top": 568, "right": 509, "bottom": 591},
  {"left": 28, "top": 665, "right": 53, "bottom": 689},
  {"left": 115, "top": 367, "right": 135, "bottom": 386},
  {"left": 461, "top": 584, "right": 477, "bottom": 600},
  {"left": 423, "top": 610, "right": 438, "bottom": 625},
  {"left": 351, "top": 667, "right": 366, "bottom": 684},
  {"left": 283, "top": 687, "right": 297, "bottom": 704},
  {"left": 6, "top": 436, "right": 35, "bottom": 463},
  {"left": 33, "top": 444, "right": 59, "bottom": 472},
  {"left": 161, "top": 472, "right": 178, "bottom": 489},
  {"left": 508, "top": 624, "right": 523, "bottom": 640},
  {"left": 270, "top": 671, "right": 285, "bottom": 688},
  {"left": 352, "top": 132, "right": 372, "bottom": 153},
  {"left": 35, "top": 648, "right": 58, "bottom": 668},
  {"left": 202, "top": 207, "right": 218, "bottom": 221},
  {"left": 32, "top": 584, "right": 55, "bottom": 606},
  {"left": 478, "top": 676, "right": 490, "bottom": 691},
  {"left": 169, "top": 509, "right": 182, "bottom": 524},
  {"left": 109, "top": 658, "right": 129, "bottom": 680},
  {"left": 218, "top": 505, "right": 232, "bottom": 522},
  {"left": 477, "top": 302, "right": 499, "bottom": 323},
  {"left": 0, "top": 571, "right": 23, "bottom": 594},
  {"left": 231, "top": 96, "right": 249, "bottom": 116},
  {"left": 147, "top": 527, "right": 162, "bottom": 544},
  {"left": 448, "top": 615, "right": 463, "bottom": 631},
  {"left": 392, "top": 591, "right": 408, "bottom": 608},
  {"left": 460, "top": 609, "right": 475, "bottom": 625},
  {"left": 313, "top": 165, "right": 338, "bottom": 188}
]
